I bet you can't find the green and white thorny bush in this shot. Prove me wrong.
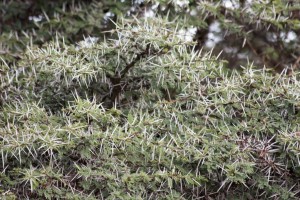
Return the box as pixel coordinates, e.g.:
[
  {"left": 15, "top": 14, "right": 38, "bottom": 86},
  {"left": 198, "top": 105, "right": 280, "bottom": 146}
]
[{"left": 1, "top": 17, "right": 300, "bottom": 199}]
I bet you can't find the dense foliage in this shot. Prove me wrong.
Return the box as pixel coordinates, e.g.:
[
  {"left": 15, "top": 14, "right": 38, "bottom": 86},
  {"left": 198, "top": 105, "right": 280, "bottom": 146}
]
[
  {"left": 1, "top": 0, "right": 300, "bottom": 199},
  {"left": 1, "top": 0, "right": 300, "bottom": 72}
]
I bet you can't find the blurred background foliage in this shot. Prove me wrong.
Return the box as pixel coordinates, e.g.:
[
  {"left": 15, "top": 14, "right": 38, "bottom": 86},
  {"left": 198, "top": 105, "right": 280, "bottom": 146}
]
[{"left": 1, "top": 0, "right": 300, "bottom": 72}]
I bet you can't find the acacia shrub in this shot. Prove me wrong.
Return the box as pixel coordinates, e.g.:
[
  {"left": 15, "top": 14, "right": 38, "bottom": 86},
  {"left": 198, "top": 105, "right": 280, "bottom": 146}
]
[{"left": 1, "top": 17, "right": 300, "bottom": 199}]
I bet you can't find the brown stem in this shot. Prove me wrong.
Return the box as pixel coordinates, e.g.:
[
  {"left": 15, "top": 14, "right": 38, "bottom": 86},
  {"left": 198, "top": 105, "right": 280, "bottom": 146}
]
[{"left": 109, "top": 43, "right": 151, "bottom": 106}]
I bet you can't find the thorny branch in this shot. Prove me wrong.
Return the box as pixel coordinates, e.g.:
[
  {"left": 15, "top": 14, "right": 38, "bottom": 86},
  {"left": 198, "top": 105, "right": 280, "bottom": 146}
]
[{"left": 108, "top": 43, "right": 168, "bottom": 107}]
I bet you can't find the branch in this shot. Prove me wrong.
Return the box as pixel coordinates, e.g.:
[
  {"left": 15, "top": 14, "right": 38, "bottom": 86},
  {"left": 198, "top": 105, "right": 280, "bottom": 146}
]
[{"left": 120, "top": 43, "right": 151, "bottom": 78}]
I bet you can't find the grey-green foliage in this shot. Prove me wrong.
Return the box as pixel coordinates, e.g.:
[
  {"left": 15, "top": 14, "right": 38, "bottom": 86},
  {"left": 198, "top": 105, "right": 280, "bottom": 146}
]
[
  {"left": 1, "top": 17, "right": 300, "bottom": 199},
  {"left": 0, "top": 0, "right": 115, "bottom": 64},
  {"left": 2, "top": 0, "right": 300, "bottom": 74},
  {"left": 149, "top": 0, "right": 300, "bottom": 71}
]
